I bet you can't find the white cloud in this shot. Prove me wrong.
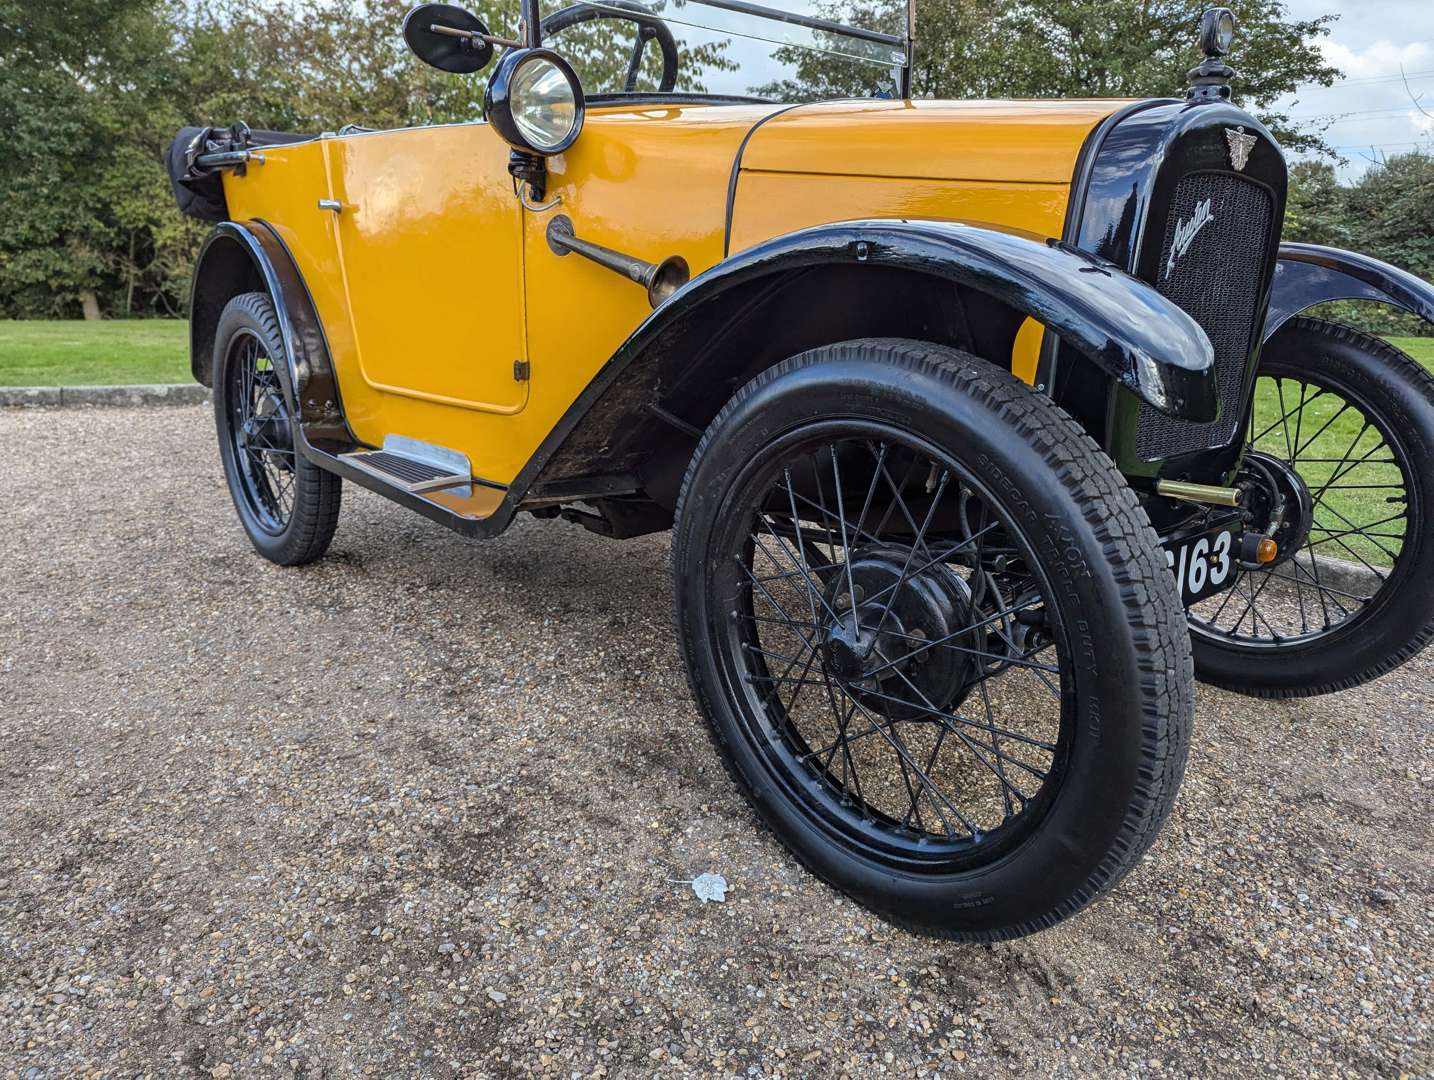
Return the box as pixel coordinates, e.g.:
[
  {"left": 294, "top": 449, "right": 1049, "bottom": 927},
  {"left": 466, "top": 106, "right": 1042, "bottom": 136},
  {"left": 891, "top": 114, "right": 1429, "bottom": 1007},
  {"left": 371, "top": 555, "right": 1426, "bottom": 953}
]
[
  {"left": 1270, "top": 3, "right": 1434, "bottom": 176},
  {"left": 1318, "top": 38, "right": 1431, "bottom": 78}
]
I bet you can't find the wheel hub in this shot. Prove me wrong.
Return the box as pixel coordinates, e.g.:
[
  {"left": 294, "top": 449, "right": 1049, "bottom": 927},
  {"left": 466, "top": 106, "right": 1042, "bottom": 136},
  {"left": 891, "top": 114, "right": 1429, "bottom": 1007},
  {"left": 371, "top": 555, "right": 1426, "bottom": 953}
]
[
  {"left": 1238, "top": 450, "right": 1313, "bottom": 567},
  {"left": 820, "top": 544, "right": 980, "bottom": 720}
]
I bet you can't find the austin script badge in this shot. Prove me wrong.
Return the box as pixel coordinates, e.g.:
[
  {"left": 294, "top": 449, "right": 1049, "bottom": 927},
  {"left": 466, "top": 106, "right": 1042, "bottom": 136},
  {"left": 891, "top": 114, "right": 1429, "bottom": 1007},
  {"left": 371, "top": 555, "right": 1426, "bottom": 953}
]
[{"left": 1165, "top": 198, "right": 1216, "bottom": 279}]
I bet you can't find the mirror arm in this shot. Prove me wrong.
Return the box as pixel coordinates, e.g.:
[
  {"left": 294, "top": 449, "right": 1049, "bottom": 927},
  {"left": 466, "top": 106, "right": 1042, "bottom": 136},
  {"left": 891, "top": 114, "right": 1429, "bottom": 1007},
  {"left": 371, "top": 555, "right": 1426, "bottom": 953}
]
[
  {"left": 508, "top": 150, "right": 548, "bottom": 202},
  {"left": 428, "top": 22, "right": 524, "bottom": 49}
]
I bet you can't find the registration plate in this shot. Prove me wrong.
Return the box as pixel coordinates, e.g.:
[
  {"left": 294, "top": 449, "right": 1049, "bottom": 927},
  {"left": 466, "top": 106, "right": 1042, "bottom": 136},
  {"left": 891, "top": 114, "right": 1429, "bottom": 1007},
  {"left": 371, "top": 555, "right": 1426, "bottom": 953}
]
[{"left": 1162, "top": 521, "right": 1241, "bottom": 606}]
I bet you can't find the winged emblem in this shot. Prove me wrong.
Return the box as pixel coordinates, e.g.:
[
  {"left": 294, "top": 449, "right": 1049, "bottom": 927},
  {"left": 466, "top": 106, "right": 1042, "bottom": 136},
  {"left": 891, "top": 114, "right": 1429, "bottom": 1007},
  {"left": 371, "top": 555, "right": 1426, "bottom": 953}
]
[{"left": 1225, "top": 126, "right": 1258, "bottom": 171}]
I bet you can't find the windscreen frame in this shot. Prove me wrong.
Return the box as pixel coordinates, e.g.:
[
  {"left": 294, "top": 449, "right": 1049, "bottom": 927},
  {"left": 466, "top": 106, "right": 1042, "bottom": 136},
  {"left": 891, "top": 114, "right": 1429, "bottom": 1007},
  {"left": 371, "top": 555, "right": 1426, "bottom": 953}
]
[{"left": 523, "top": 0, "right": 916, "bottom": 99}]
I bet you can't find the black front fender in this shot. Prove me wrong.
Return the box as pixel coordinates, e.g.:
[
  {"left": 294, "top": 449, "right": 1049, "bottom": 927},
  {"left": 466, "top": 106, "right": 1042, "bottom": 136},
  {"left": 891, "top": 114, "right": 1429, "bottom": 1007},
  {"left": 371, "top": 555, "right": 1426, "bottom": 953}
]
[
  {"left": 671, "top": 220, "right": 1219, "bottom": 419},
  {"left": 521, "top": 218, "right": 1219, "bottom": 502},
  {"left": 1266, "top": 243, "right": 1434, "bottom": 340}
]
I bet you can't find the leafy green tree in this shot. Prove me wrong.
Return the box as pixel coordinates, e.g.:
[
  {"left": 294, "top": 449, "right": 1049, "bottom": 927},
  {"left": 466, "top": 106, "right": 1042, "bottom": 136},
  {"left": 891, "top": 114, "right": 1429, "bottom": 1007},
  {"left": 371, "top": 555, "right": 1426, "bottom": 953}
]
[
  {"left": 3, "top": 0, "right": 1429, "bottom": 333},
  {"left": 0, "top": 0, "right": 178, "bottom": 317},
  {"left": 0, "top": 0, "right": 730, "bottom": 317},
  {"left": 1283, "top": 160, "right": 1349, "bottom": 247},
  {"left": 1297, "top": 151, "right": 1434, "bottom": 337},
  {"left": 1345, "top": 151, "right": 1434, "bottom": 284}
]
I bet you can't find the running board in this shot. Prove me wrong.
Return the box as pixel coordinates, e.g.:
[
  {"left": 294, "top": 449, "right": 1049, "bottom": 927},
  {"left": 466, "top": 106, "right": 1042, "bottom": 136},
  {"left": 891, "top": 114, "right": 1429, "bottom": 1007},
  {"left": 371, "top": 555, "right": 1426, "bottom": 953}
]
[{"left": 300, "top": 433, "right": 512, "bottom": 537}]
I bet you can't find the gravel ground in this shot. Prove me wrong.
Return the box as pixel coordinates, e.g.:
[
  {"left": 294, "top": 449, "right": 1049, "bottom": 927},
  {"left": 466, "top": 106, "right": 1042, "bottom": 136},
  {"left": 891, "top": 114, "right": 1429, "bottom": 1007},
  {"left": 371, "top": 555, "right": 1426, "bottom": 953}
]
[{"left": 2, "top": 405, "right": 1431, "bottom": 1080}]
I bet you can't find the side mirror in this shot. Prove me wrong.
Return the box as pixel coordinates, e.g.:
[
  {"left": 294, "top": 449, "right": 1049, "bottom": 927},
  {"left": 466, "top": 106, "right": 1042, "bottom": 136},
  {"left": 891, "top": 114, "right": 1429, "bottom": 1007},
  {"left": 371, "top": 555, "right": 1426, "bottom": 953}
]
[{"left": 403, "top": 4, "right": 495, "bottom": 73}]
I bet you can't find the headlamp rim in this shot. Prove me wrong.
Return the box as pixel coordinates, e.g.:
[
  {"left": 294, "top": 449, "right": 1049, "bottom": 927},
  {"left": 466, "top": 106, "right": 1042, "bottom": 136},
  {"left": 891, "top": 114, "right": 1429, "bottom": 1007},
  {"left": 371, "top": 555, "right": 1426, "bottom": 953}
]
[{"left": 483, "top": 47, "right": 587, "bottom": 157}]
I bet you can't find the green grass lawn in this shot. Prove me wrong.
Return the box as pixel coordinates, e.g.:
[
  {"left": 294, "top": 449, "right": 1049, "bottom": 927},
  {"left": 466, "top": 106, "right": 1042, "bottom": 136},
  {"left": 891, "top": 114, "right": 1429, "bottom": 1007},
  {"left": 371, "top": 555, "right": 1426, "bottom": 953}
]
[
  {"left": 1387, "top": 335, "right": 1434, "bottom": 367},
  {"left": 1248, "top": 333, "right": 1433, "bottom": 569},
  {"left": 0, "top": 320, "right": 189, "bottom": 386}
]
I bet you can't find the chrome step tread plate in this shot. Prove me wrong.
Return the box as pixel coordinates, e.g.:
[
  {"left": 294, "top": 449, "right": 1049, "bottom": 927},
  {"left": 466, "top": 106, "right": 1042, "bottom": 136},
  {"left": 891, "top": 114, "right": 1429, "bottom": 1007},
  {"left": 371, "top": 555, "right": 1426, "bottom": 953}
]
[
  {"left": 321, "top": 445, "right": 506, "bottom": 526},
  {"left": 343, "top": 449, "right": 460, "bottom": 488},
  {"left": 341, "top": 433, "right": 475, "bottom": 493}
]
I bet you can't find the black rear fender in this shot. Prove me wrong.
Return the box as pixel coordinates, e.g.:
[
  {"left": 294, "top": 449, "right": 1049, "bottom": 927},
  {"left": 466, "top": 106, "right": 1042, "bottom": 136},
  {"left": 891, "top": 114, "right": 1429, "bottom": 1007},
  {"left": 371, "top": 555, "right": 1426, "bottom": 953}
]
[
  {"left": 1266, "top": 243, "right": 1434, "bottom": 340},
  {"left": 188, "top": 226, "right": 266, "bottom": 388},
  {"left": 188, "top": 221, "right": 349, "bottom": 444}
]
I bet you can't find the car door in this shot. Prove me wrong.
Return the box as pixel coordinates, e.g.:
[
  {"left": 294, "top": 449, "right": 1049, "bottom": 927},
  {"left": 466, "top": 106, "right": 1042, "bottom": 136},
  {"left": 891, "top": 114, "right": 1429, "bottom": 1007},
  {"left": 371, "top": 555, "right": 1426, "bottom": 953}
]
[{"left": 328, "top": 122, "right": 529, "bottom": 417}]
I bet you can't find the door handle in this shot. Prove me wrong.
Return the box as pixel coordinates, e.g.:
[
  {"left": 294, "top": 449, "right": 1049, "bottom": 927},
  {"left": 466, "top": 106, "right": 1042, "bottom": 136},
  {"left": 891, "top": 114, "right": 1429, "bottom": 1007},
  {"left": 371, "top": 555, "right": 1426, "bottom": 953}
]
[{"left": 318, "top": 199, "right": 343, "bottom": 214}]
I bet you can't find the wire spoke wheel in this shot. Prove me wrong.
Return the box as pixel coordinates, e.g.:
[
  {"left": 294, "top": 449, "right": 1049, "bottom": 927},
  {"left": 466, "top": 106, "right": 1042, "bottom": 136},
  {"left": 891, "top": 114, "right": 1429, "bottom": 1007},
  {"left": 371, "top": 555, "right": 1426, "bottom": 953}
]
[
  {"left": 1190, "top": 370, "right": 1409, "bottom": 644},
  {"left": 224, "top": 328, "right": 298, "bottom": 535},
  {"left": 716, "top": 426, "right": 1071, "bottom": 866},
  {"left": 1188, "top": 318, "right": 1434, "bottom": 698},
  {"left": 213, "top": 292, "right": 340, "bottom": 566},
  {"left": 675, "top": 340, "right": 1192, "bottom": 939}
]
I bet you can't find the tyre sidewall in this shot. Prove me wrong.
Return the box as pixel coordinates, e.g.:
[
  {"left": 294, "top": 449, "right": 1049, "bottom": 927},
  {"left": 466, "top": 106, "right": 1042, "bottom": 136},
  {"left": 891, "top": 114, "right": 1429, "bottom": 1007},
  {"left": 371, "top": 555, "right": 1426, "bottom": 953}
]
[{"left": 675, "top": 349, "right": 1177, "bottom": 935}]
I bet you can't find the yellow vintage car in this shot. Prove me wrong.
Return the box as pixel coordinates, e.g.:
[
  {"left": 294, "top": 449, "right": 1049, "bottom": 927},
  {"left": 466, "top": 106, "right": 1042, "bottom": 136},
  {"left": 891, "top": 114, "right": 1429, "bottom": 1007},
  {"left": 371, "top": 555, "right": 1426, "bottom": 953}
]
[{"left": 168, "top": 2, "right": 1434, "bottom": 939}]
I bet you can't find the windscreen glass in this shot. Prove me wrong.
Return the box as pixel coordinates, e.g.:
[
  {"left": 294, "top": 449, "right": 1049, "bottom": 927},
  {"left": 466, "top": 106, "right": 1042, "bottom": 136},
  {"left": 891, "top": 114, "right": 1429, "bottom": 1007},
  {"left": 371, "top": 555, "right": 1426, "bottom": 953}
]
[{"left": 534, "top": 0, "right": 908, "bottom": 100}]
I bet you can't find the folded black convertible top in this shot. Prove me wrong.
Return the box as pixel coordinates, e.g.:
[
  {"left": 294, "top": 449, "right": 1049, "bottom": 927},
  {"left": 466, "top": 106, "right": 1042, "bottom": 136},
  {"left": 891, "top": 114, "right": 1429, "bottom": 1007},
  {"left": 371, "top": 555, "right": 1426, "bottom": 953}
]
[{"left": 166, "top": 124, "right": 312, "bottom": 221}]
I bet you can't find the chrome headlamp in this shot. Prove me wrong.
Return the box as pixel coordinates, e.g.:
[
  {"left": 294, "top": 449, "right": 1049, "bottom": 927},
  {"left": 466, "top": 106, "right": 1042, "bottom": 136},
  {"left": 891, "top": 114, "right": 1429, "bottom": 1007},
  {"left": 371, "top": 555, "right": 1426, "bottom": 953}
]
[{"left": 485, "top": 48, "right": 586, "bottom": 156}]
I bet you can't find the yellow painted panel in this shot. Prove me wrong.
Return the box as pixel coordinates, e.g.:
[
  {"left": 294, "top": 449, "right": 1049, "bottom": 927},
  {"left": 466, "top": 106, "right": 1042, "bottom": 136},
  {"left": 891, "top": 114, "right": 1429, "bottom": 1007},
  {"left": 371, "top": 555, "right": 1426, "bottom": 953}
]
[
  {"left": 740, "top": 99, "right": 1127, "bottom": 184},
  {"left": 511, "top": 103, "right": 778, "bottom": 480},
  {"left": 1011, "top": 317, "right": 1045, "bottom": 385},
  {"left": 226, "top": 126, "right": 534, "bottom": 474},
  {"left": 219, "top": 99, "right": 1120, "bottom": 486},
  {"left": 728, "top": 170, "right": 1072, "bottom": 254}
]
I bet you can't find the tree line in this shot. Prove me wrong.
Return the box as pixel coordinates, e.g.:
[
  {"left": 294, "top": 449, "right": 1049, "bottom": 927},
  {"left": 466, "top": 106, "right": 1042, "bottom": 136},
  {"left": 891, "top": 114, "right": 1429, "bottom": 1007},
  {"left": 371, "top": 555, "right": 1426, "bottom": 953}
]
[{"left": 0, "top": 0, "right": 1428, "bottom": 335}]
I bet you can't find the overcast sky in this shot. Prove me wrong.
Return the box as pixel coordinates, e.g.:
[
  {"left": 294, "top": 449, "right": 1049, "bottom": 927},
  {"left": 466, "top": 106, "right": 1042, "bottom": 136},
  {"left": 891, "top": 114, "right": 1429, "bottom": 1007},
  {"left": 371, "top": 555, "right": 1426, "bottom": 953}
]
[{"left": 1275, "top": 0, "right": 1434, "bottom": 175}]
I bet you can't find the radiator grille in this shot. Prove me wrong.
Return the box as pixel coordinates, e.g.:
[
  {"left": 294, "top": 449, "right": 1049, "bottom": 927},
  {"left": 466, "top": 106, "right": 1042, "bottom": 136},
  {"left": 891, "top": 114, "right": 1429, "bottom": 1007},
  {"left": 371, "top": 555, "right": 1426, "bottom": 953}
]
[{"left": 1135, "top": 171, "right": 1273, "bottom": 459}]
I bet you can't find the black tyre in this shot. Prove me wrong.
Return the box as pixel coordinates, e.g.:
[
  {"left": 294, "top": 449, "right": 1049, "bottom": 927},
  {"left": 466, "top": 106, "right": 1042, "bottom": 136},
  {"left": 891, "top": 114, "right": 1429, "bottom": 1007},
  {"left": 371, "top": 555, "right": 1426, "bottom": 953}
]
[
  {"left": 213, "top": 292, "right": 341, "bottom": 566},
  {"left": 672, "top": 339, "right": 1193, "bottom": 940},
  {"left": 1190, "top": 318, "right": 1434, "bottom": 697}
]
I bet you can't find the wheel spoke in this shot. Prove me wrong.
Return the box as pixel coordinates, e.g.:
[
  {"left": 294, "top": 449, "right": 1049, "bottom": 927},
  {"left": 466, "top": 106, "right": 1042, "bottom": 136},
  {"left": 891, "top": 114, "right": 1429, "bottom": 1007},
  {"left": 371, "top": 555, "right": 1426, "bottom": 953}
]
[
  {"left": 720, "top": 424, "right": 1071, "bottom": 857},
  {"left": 829, "top": 445, "right": 864, "bottom": 634},
  {"left": 1192, "top": 368, "right": 1410, "bottom": 646},
  {"left": 867, "top": 470, "right": 949, "bottom": 636},
  {"left": 225, "top": 332, "right": 294, "bottom": 534}
]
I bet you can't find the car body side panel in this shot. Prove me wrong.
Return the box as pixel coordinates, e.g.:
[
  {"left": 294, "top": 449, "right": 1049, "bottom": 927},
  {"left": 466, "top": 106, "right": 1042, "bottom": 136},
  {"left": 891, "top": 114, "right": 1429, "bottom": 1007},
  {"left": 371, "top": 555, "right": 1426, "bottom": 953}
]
[
  {"left": 729, "top": 173, "right": 1073, "bottom": 253},
  {"left": 219, "top": 107, "right": 775, "bottom": 483},
  {"left": 328, "top": 124, "right": 530, "bottom": 416},
  {"left": 512, "top": 103, "right": 779, "bottom": 481},
  {"left": 732, "top": 99, "right": 1133, "bottom": 186},
  {"left": 216, "top": 98, "right": 1139, "bottom": 488}
]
